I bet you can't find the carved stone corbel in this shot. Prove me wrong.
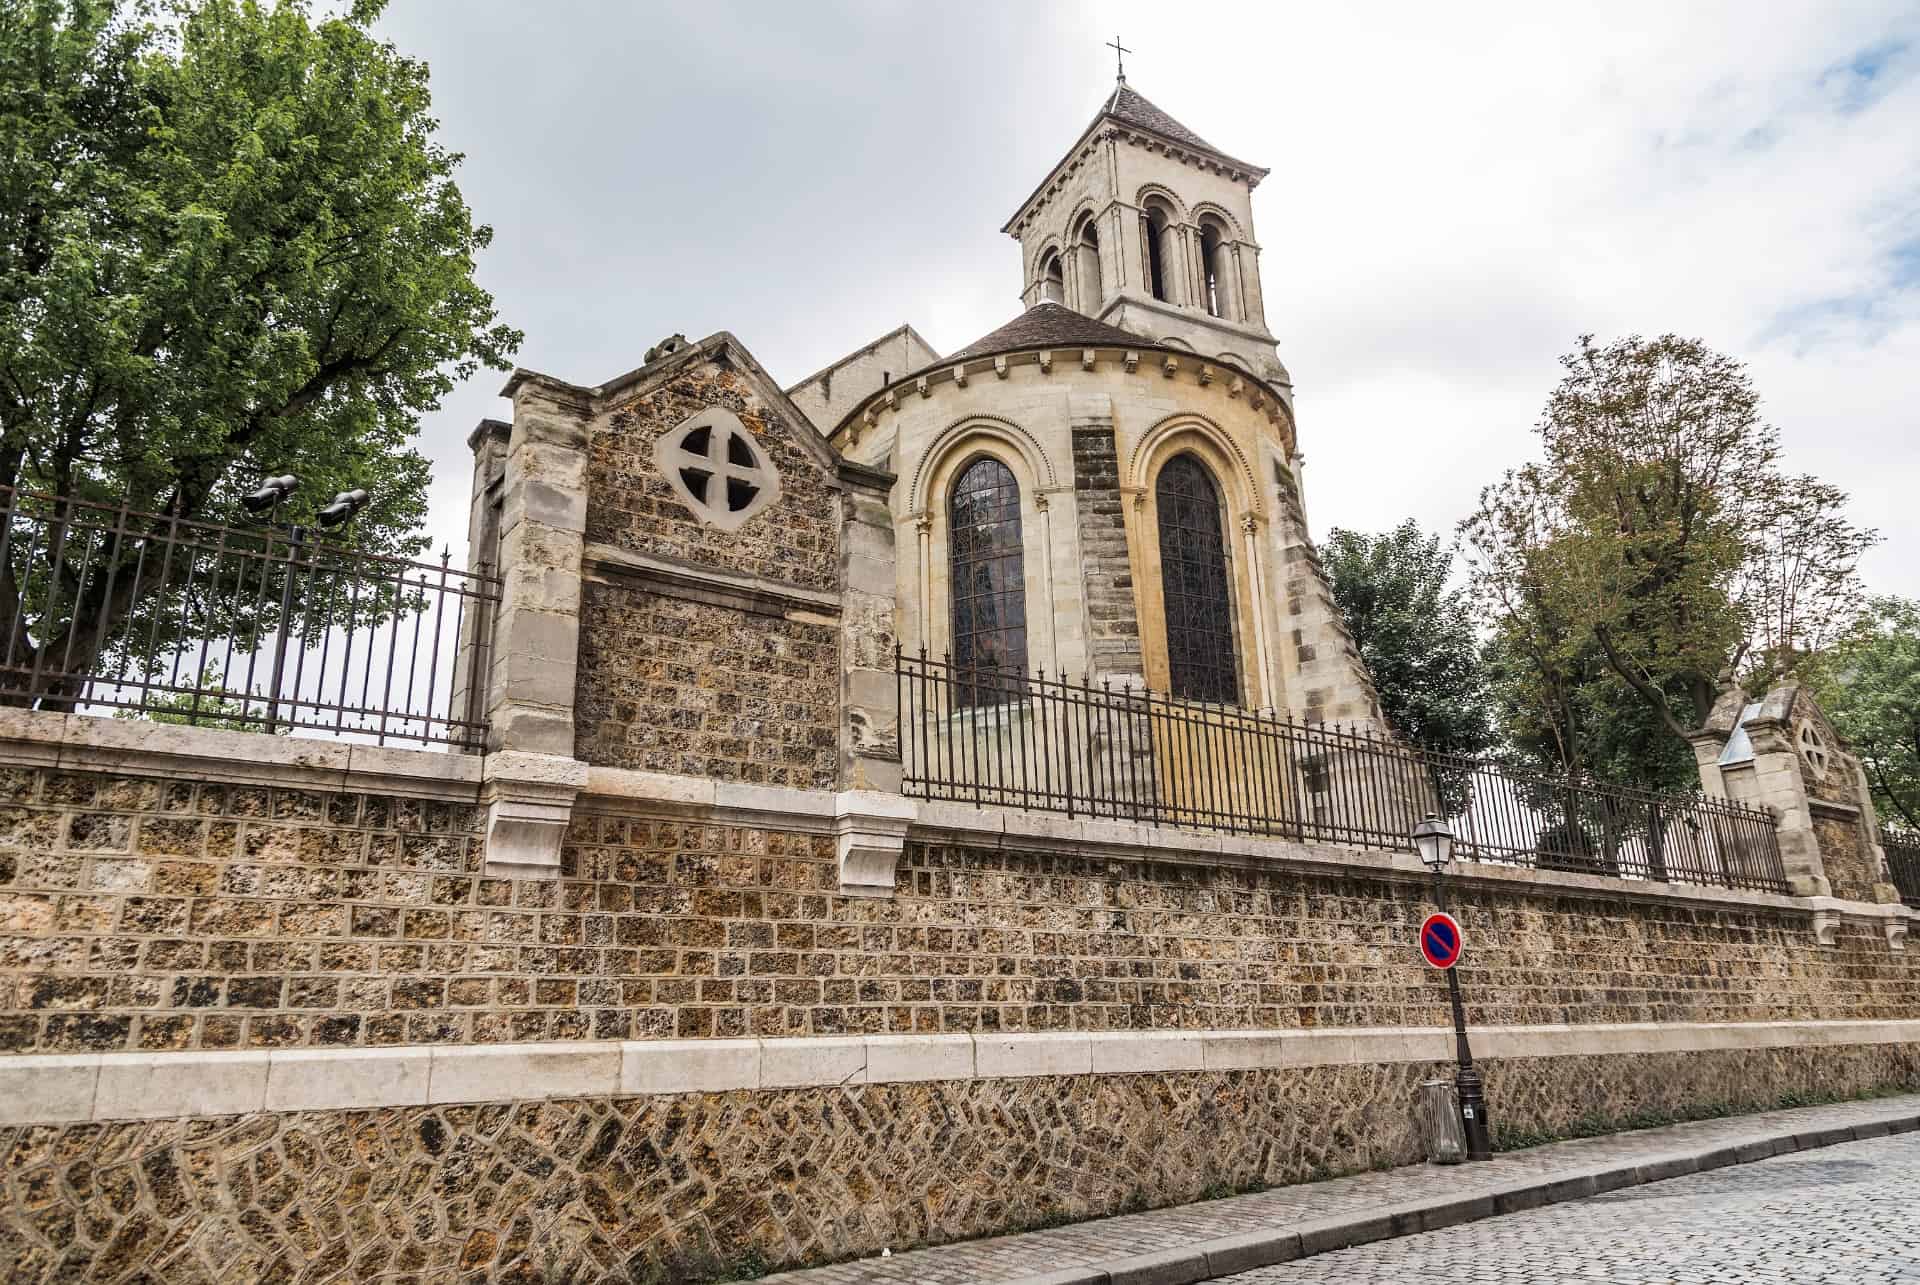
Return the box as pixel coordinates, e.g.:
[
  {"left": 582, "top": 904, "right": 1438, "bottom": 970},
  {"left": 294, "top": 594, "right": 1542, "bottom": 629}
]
[
  {"left": 480, "top": 751, "right": 590, "bottom": 880},
  {"left": 1887, "top": 917, "right": 1910, "bottom": 953},
  {"left": 834, "top": 791, "right": 919, "bottom": 897},
  {"left": 1810, "top": 906, "right": 1841, "bottom": 948}
]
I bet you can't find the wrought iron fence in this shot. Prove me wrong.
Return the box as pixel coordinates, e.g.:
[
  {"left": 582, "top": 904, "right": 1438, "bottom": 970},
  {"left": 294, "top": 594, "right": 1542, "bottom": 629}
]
[
  {"left": 898, "top": 648, "right": 1789, "bottom": 894},
  {"left": 0, "top": 483, "right": 497, "bottom": 749},
  {"left": 1884, "top": 828, "right": 1920, "bottom": 909}
]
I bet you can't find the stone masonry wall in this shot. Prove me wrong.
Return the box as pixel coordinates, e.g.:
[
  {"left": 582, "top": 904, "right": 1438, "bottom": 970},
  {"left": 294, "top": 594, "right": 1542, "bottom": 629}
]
[
  {"left": 1791, "top": 694, "right": 1885, "bottom": 902},
  {"left": 1071, "top": 421, "right": 1144, "bottom": 680},
  {"left": 586, "top": 360, "right": 837, "bottom": 595},
  {"left": 573, "top": 584, "right": 838, "bottom": 787},
  {"left": 4, "top": 1043, "right": 1916, "bottom": 1282},
  {"left": 4, "top": 760, "right": 1919, "bottom": 1056}
]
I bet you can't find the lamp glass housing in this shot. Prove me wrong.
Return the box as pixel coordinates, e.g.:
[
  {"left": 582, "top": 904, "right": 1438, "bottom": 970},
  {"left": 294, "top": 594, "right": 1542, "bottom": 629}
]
[{"left": 1412, "top": 814, "right": 1455, "bottom": 871}]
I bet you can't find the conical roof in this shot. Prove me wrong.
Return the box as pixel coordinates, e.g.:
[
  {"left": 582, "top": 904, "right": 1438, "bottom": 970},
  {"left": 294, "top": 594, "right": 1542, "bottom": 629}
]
[
  {"left": 944, "top": 303, "right": 1147, "bottom": 363},
  {"left": 1102, "top": 81, "right": 1226, "bottom": 157},
  {"left": 1003, "top": 80, "right": 1266, "bottom": 234}
]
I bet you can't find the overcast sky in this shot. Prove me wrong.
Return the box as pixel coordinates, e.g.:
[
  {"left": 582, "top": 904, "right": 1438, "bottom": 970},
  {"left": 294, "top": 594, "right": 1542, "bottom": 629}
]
[{"left": 374, "top": 0, "right": 1920, "bottom": 599}]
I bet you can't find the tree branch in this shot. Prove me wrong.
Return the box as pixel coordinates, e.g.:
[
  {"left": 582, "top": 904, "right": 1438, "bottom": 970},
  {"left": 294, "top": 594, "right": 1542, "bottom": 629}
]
[{"left": 1592, "top": 622, "right": 1694, "bottom": 743}]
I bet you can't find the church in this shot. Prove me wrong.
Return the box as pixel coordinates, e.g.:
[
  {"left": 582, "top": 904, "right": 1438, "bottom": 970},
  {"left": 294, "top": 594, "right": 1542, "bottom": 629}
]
[
  {"left": 0, "top": 68, "right": 1913, "bottom": 1285},
  {"left": 792, "top": 75, "right": 1383, "bottom": 735}
]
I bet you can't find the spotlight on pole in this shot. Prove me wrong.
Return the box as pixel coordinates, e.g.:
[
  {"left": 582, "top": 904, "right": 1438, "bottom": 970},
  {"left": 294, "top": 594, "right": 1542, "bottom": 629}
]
[
  {"left": 240, "top": 475, "right": 300, "bottom": 514},
  {"left": 315, "top": 488, "right": 370, "bottom": 528}
]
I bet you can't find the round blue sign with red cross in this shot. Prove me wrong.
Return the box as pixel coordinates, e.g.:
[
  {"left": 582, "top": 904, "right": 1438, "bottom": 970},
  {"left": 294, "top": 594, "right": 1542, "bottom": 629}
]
[{"left": 1419, "top": 912, "right": 1464, "bottom": 969}]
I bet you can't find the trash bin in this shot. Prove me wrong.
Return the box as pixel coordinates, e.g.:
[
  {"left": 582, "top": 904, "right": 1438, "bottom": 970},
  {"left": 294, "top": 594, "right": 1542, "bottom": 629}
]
[{"left": 1419, "top": 1078, "right": 1466, "bottom": 1165}]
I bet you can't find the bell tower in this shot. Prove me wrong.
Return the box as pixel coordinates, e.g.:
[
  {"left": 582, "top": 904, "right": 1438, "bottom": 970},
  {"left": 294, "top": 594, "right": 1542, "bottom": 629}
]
[{"left": 1002, "top": 74, "right": 1289, "bottom": 391}]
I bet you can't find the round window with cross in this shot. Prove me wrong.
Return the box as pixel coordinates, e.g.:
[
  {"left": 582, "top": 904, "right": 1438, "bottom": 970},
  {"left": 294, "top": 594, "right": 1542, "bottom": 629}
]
[
  {"left": 1797, "top": 720, "right": 1832, "bottom": 783},
  {"left": 652, "top": 406, "right": 782, "bottom": 532}
]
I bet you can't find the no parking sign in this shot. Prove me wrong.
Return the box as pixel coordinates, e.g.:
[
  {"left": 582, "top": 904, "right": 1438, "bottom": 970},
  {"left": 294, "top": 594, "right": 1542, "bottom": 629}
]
[{"left": 1419, "top": 912, "right": 1464, "bottom": 969}]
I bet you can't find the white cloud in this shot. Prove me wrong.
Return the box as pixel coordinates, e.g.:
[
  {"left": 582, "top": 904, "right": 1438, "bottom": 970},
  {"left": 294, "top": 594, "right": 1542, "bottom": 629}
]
[{"left": 377, "top": 0, "right": 1920, "bottom": 597}]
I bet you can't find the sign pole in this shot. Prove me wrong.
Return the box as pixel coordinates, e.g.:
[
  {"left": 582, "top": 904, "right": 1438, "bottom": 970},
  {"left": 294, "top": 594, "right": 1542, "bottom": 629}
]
[{"left": 1431, "top": 872, "right": 1494, "bottom": 1161}]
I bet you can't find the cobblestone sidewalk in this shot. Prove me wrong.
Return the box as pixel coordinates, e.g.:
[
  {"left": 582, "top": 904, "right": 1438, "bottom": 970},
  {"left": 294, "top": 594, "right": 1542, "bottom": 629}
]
[{"left": 755, "top": 1094, "right": 1920, "bottom": 1285}]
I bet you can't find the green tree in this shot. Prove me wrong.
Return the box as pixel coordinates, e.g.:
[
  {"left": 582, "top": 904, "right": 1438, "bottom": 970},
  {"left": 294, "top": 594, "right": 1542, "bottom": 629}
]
[
  {"left": 1322, "top": 520, "right": 1494, "bottom": 759},
  {"left": 1805, "top": 597, "right": 1920, "bottom": 830},
  {"left": 0, "top": 0, "right": 518, "bottom": 702},
  {"left": 111, "top": 663, "right": 284, "bottom": 731},
  {"left": 1463, "top": 334, "right": 1874, "bottom": 786}
]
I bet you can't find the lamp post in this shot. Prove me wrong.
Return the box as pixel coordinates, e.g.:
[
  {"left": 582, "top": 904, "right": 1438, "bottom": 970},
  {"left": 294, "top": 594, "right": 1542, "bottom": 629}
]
[
  {"left": 1413, "top": 813, "right": 1494, "bottom": 1162},
  {"left": 241, "top": 477, "right": 370, "bottom": 735}
]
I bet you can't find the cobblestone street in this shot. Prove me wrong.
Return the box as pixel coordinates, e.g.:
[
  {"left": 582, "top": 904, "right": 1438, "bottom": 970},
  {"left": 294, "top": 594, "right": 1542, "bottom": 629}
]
[{"left": 1227, "top": 1132, "right": 1920, "bottom": 1283}]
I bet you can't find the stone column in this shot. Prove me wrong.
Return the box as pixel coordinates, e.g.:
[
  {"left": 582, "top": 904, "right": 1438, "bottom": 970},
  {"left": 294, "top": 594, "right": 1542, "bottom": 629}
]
[
  {"left": 475, "top": 373, "right": 593, "bottom": 878},
  {"left": 1737, "top": 702, "right": 1830, "bottom": 898},
  {"left": 835, "top": 459, "right": 917, "bottom": 897},
  {"left": 450, "top": 420, "right": 509, "bottom": 738},
  {"left": 838, "top": 460, "right": 901, "bottom": 794}
]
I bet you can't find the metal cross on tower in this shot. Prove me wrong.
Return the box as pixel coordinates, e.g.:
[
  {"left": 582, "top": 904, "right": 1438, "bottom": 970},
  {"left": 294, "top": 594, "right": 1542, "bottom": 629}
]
[{"left": 1106, "top": 35, "right": 1131, "bottom": 82}]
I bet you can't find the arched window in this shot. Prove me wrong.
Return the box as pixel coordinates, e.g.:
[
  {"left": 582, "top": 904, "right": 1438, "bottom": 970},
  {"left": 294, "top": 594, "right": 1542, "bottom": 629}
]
[
  {"left": 1197, "top": 220, "right": 1227, "bottom": 318},
  {"left": 949, "top": 457, "right": 1028, "bottom": 703},
  {"left": 1074, "top": 215, "right": 1103, "bottom": 311},
  {"left": 1039, "top": 251, "right": 1066, "bottom": 304},
  {"left": 1142, "top": 203, "right": 1173, "bottom": 302},
  {"left": 1155, "top": 454, "right": 1238, "bottom": 703}
]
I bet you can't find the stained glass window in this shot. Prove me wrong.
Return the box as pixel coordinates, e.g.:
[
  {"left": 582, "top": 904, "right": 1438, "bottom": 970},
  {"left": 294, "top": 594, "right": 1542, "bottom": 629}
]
[
  {"left": 1156, "top": 453, "right": 1239, "bottom": 704},
  {"left": 949, "top": 457, "right": 1028, "bottom": 705}
]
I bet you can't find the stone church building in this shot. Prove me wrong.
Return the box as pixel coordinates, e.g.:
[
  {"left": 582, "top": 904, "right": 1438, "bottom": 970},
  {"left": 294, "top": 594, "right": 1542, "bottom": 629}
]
[
  {"left": 0, "top": 76, "right": 1915, "bottom": 1284},
  {"left": 800, "top": 77, "right": 1381, "bottom": 733}
]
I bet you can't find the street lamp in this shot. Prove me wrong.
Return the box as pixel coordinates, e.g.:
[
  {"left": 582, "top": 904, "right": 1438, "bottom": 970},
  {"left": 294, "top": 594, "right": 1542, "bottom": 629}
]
[
  {"left": 242, "top": 475, "right": 371, "bottom": 734},
  {"left": 1413, "top": 812, "right": 1494, "bottom": 1162}
]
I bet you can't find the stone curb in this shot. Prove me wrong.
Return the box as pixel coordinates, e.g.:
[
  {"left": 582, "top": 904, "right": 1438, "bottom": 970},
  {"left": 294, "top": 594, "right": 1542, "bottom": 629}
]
[{"left": 998, "top": 1112, "right": 1920, "bottom": 1285}]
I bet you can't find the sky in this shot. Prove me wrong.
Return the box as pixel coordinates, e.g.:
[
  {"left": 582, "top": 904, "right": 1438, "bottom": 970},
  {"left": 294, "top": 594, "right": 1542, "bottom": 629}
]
[{"left": 373, "top": 0, "right": 1920, "bottom": 599}]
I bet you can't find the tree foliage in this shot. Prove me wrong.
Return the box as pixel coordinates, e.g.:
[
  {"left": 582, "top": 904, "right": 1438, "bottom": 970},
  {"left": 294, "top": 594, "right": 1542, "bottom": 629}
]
[
  {"left": 0, "top": 0, "right": 517, "bottom": 700},
  {"left": 1804, "top": 597, "right": 1920, "bottom": 831},
  {"left": 1463, "top": 334, "right": 1874, "bottom": 785},
  {"left": 1322, "top": 520, "right": 1494, "bottom": 759}
]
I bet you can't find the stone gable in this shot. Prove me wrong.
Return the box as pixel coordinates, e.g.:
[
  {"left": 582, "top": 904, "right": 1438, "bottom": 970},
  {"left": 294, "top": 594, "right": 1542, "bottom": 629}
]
[{"left": 586, "top": 353, "right": 838, "bottom": 594}]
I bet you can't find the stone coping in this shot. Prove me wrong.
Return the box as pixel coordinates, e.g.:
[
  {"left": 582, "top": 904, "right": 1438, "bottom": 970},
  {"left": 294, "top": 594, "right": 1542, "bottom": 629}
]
[
  {"left": 0, "top": 706, "right": 485, "bottom": 799},
  {"left": 3, "top": 1020, "right": 1915, "bottom": 1126}
]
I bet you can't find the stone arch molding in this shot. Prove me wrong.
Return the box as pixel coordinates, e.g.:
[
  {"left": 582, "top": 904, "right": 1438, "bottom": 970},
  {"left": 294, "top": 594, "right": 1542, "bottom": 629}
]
[
  {"left": 908, "top": 416, "right": 1057, "bottom": 513},
  {"left": 1135, "top": 184, "right": 1189, "bottom": 220},
  {"left": 653, "top": 405, "right": 782, "bottom": 533},
  {"left": 1127, "top": 412, "right": 1263, "bottom": 520},
  {"left": 1189, "top": 201, "right": 1244, "bottom": 239},
  {"left": 1028, "top": 234, "right": 1067, "bottom": 278}
]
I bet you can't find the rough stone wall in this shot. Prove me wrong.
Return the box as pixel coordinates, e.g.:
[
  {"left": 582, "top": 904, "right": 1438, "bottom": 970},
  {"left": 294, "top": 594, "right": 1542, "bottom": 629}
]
[
  {"left": 1790, "top": 695, "right": 1886, "bottom": 902},
  {"left": 573, "top": 584, "right": 838, "bottom": 787},
  {"left": 1072, "top": 420, "right": 1144, "bottom": 679},
  {"left": 5, "top": 1043, "right": 1915, "bottom": 1282},
  {"left": 5, "top": 763, "right": 1920, "bottom": 1056},
  {"left": 586, "top": 359, "right": 838, "bottom": 594}
]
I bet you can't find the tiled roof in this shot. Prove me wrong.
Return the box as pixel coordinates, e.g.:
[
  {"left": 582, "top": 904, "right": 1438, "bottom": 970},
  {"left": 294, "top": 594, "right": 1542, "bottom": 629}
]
[
  {"left": 1101, "top": 82, "right": 1259, "bottom": 172},
  {"left": 943, "top": 304, "right": 1147, "bottom": 363}
]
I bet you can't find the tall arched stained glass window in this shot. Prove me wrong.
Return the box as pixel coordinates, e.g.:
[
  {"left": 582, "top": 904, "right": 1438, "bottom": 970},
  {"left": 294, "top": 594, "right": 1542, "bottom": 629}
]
[
  {"left": 1155, "top": 454, "right": 1239, "bottom": 704},
  {"left": 949, "top": 457, "right": 1028, "bottom": 704}
]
